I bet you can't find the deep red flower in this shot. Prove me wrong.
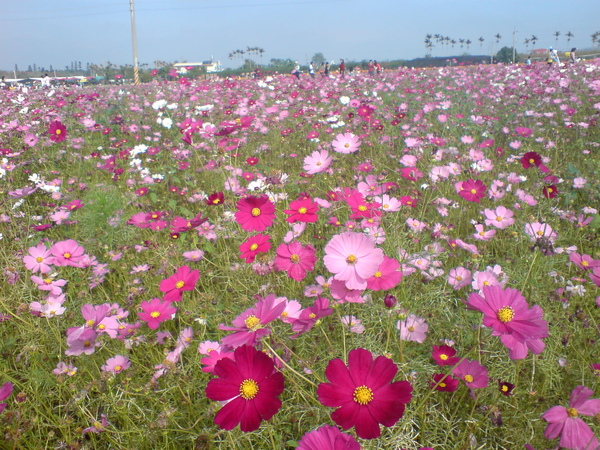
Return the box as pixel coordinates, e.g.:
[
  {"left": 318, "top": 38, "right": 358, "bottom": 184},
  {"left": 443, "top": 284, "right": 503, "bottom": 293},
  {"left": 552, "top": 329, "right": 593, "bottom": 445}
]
[
  {"left": 430, "top": 373, "right": 459, "bottom": 392},
  {"left": 542, "top": 185, "right": 558, "bottom": 199},
  {"left": 206, "top": 191, "right": 225, "bottom": 206},
  {"left": 205, "top": 345, "right": 284, "bottom": 432},
  {"left": 49, "top": 121, "right": 67, "bottom": 143},
  {"left": 431, "top": 345, "right": 460, "bottom": 366},
  {"left": 235, "top": 195, "right": 276, "bottom": 232},
  {"left": 317, "top": 348, "right": 413, "bottom": 439}
]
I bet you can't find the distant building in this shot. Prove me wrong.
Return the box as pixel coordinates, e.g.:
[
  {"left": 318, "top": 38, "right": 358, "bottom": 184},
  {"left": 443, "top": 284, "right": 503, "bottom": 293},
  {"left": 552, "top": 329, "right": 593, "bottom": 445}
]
[{"left": 173, "top": 60, "right": 222, "bottom": 74}]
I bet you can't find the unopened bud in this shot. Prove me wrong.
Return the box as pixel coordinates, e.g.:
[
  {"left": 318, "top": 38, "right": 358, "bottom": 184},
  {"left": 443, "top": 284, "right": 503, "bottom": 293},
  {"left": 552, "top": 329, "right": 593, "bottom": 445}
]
[{"left": 384, "top": 294, "right": 397, "bottom": 309}]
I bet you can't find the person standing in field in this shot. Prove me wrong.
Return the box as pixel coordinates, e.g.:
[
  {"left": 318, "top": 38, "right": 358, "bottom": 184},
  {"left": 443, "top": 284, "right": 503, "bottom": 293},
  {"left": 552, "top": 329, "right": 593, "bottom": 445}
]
[
  {"left": 367, "top": 60, "right": 375, "bottom": 76},
  {"left": 374, "top": 60, "right": 382, "bottom": 76},
  {"left": 339, "top": 59, "right": 345, "bottom": 78},
  {"left": 309, "top": 62, "right": 315, "bottom": 79},
  {"left": 323, "top": 61, "right": 330, "bottom": 78},
  {"left": 569, "top": 48, "right": 577, "bottom": 64}
]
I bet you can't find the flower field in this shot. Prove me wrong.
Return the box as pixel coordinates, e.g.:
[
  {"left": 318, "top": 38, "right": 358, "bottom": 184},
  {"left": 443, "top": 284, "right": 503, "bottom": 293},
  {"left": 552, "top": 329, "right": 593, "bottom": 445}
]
[{"left": 1, "top": 61, "right": 600, "bottom": 449}]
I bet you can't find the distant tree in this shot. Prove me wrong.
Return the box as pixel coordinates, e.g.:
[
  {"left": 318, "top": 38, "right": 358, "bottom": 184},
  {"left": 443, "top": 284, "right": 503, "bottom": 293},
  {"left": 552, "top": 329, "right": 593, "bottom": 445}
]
[
  {"left": 495, "top": 46, "right": 517, "bottom": 63},
  {"left": 28, "top": 65, "right": 32, "bottom": 72},
  {"left": 33, "top": 64, "right": 37, "bottom": 72},
  {"left": 312, "top": 52, "right": 326, "bottom": 66},
  {"left": 531, "top": 35, "right": 538, "bottom": 47},
  {"left": 465, "top": 39, "right": 472, "bottom": 50},
  {"left": 240, "top": 59, "right": 258, "bottom": 72},
  {"left": 495, "top": 33, "right": 502, "bottom": 43},
  {"left": 478, "top": 36, "right": 484, "bottom": 47},
  {"left": 593, "top": 32, "right": 600, "bottom": 47}
]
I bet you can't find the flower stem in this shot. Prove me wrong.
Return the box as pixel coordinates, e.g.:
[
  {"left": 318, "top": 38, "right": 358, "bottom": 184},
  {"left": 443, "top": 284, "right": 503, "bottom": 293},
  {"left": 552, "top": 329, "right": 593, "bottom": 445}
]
[{"left": 262, "top": 341, "right": 318, "bottom": 388}]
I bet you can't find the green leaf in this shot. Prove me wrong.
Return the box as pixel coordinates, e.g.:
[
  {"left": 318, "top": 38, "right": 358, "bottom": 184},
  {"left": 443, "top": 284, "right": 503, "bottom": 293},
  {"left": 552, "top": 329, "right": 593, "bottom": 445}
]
[
  {"left": 566, "top": 163, "right": 581, "bottom": 176},
  {"left": 589, "top": 214, "right": 600, "bottom": 230},
  {"left": 149, "top": 192, "right": 158, "bottom": 203}
]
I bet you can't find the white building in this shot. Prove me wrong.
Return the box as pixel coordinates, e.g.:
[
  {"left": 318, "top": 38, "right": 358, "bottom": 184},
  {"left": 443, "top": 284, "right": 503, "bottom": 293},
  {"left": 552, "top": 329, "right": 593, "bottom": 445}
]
[{"left": 173, "top": 60, "right": 222, "bottom": 74}]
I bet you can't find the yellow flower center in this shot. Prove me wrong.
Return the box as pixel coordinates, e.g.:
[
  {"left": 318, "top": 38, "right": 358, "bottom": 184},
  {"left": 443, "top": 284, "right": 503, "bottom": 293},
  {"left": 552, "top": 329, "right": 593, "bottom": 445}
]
[
  {"left": 439, "top": 382, "right": 447, "bottom": 388},
  {"left": 496, "top": 216, "right": 502, "bottom": 222},
  {"left": 290, "top": 254, "right": 300, "bottom": 263},
  {"left": 547, "top": 188, "right": 553, "bottom": 193},
  {"left": 536, "top": 230, "right": 543, "bottom": 236},
  {"left": 483, "top": 280, "right": 490, "bottom": 286},
  {"left": 298, "top": 207, "right": 307, "bottom": 214},
  {"left": 175, "top": 281, "right": 185, "bottom": 289},
  {"left": 86, "top": 319, "right": 95, "bottom": 327},
  {"left": 353, "top": 385, "right": 374, "bottom": 405},
  {"left": 114, "top": 365, "right": 122, "bottom": 372},
  {"left": 456, "top": 276, "right": 463, "bottom": 281},
  {"left": 98, "top": 324, "right": 105, "bottom": 330},
  {"left": 529, "top": 158, "right": 535, "bottom": 164},
  {"left": 567, "top": 408, "right": 578, "bottom": 418},
  {"left": 245, "top": 315, "right": 261, "bottom": 331},
  {"left": 464, "top": 374, "right": 474, "bottom": 383},
  {"left": 309, "top": 313, "right": 316, "bottom": 319},
  {"left": 150, "top": 311, "right": 161, "bottom": 318},
  {"left": 344, "top": 143, "right": 350, "bottom": 148},
  {"left": 251, "top": 207, "right": 261, "bottom": 217},
  {"left": 250, "top": 243, "right": 259, "bottom": 251},
  {"left": 497, "top": 306, "right": 514, "bottom": 323},
  {"left": 470, "top": 189, "right": 477, "bottom": 194},
  {"left": 440, "top": 354, "right": 448, "bottom": 360},
  {"left": 408, "top": 326, "right": 415, "bottom": 332},
  {"left": 63, "top": 252, "right": 71, "bottom": 259},
  {"left": 56, "top": 129, "right": 62, "bottom": 135},
  {"left": 582, "top": 260, "right": 589, "bottom": 266},
  {"left": 36, "top": 256, "right": 44, "bottom": 263},
  {"left": 44, "top": 278, "right": 52, "bottom": 284},
  {"left": 501, "top": 385, "right": 509, "bottom": 392},
  {"left": 239, "top": 379, "right": 259, "bottom": 400},
  {"left": 374, "top": 271, "right": 382, "bottom": 278},
  {"left": 358, "top": 205, "right": 367, "bottom": 211},
  {"left": 281, "top": 311, "right": 288, "bottom": 318},
  {"left": 346, "top": 254, "right": 357, "bottom": 264}
]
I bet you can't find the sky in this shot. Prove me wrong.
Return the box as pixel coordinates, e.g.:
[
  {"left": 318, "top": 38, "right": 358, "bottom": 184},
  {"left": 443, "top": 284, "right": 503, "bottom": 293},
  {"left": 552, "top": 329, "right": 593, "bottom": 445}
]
[{"left": 1, "top": 0, "right": 599, "bottom": 72}]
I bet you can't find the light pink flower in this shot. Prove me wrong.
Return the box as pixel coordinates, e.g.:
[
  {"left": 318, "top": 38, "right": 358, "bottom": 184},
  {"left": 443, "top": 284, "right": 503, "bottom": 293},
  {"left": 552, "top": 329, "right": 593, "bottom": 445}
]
[{"left": 23, "top": 243, "right": 55, "bottom": 274}]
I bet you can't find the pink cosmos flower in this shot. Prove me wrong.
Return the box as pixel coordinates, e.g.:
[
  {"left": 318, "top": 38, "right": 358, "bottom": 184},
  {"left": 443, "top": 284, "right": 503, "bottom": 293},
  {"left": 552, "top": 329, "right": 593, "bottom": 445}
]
[
  {"left": 290, "top": 296, "right": 333, "bottom": 337},
  {"left": 303, "top": 150, "right": 333, "bottom": 174},
  {"left": 31, "top": 275, "right": 67, "bottom": 296},
  {"left": 570, "top": 252, "right": 600, "bottom": 271},
  {"left": 23, "top": 243, "right": 55, "bottom": 274},
  {"left": 366, "top": 256, "right": 402, "bottom": 291},
  {"left": 297, "top": 425, "right": 360, "bottom": 450},
  {"left": 24, "top": 133, "right": 39, "bottom": 147},
  {"left": 472, "top": 224, "right": 496, "bottom": 241},
  {"left": 101, "top": 355, "right": 131, "bottom": 374},
  {"left": 317, "top": 348, "right": 413, "bottom": 439},
  {"left": 138, "top": 298, "right": 177, "bottom": 330},
  {"left": 219, "top": 294, "right": 286, "bottom": 348},
  {"left": 524, "top": 222, "right": 557, "bottom": 243},
  {"left": 397, "top": 314, "right": 428, "bottom": 343},
  {"left": 431, "top": 373, "right": 460, "bottom": 392},
  {"left": 201, "top": 349, "right": 235, "bottom": 374},
  {"left": 332, "top": 132, "right": 361, "bottom": 154},
  {"left": 205, "top": 345, "right": 284, "bottom": 432},
  {"left": 542, "top": 386, "right": 600, "bottom": 450},
  {"left": 50, "top": 239, "right": 85, "bottom": 267},
  {"left": 431, "top": 345, "right": 460, "bottom": 366},
  {"left": 239, "top": 234, "right": 271, "bottom": 263},
  {"left": 274, "top": 241, "right": 317, "bottom": 282},
  {"left": 159, "top": 265, "right": 200, "bottom": 302},
  {"left": 235, "top": 195, "right": 276, "bottom": 232},
  {"left": 452, "top": 359, "right": 489, "bottom": 389},
  {"left": 484, "top": 206, "right": 514, "bottom": 229},
  {"left": 340, "top": 315, "right": 365, "bottom": 334},
  {"left": 284, "top": 198, "right": 319, "bottom": 223},
  {"left": 447, "top": 266, "right": 472, "bottom": 290},
  {"left": 323, "top": 231, "right": 384, "bottom": 290},
  {"left": 456, "top": 179, "right": 487, "bottom": 203}
]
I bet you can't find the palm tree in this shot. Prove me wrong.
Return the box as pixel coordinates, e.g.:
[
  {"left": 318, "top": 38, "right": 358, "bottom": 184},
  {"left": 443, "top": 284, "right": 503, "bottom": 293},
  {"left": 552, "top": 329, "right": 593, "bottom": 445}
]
[
  {"left": 451, "top": 39, "right": 457, "bottom": 48},
  {"left": 524, "top": 38, "right": 530, "bottom": 50},
  {"left": 495, "top": 33, "right": 501, "bottom": 43},
  {"left": 554, "top": 31, "right": 561, "bottom": 43},
  {"left": 593, "top": 32, "right": 600, "bottom": 47},
  {"left": 566, "top": 31, "right": 574, "bottom": 43},
  {"left": 531, "top": 35, "right": 538, "bottom": 47},
  {"left": 479, "top": 36, "right": 484, "bottom": 48},
  {"left": 459, "top": 38, "right": 465, "bottom": 48},
  {"left": 465, "top": 39, "right": 472, "bottom": 50}
]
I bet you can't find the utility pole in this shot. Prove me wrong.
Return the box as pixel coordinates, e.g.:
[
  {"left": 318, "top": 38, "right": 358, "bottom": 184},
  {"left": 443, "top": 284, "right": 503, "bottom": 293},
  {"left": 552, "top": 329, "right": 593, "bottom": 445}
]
[
  {"left": 512, "top": 29, "right": 517, "bottom": 64},
  {"left": 129, "top": 0, "right": 140, "bottom": 85}
]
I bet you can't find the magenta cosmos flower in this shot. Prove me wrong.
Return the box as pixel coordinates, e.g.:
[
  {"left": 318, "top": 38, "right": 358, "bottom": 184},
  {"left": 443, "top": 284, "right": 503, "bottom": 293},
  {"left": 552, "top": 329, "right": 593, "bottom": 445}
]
[
  {"left": 50, "top": 239, "right": 85, "bottom": 267},
  {"left": 542, "top": 385, "right": 600, "bottom": 450},
  {"left": 323, "top": 231, "right": 384, "bottom": 290},
  {"left": 317, "top": 348, "right": 413, "bottom": 439},
  {"left": 235, "top": 195, "right": 276, "bottom": 232},
  {"left": 48, "top": 120, "right": 67, "bottom": 143},
  {"left": 0, "top": 382, "right": 14, "bottom": 414},
  {"left": 284, "top": 198, "right": 319, "bottom": 223},
  {"left": 23, "top": 243, "right": 55, "bottom": 274},
  {"left": 219, "top": 294, "right": 286, "bottom": 348},
  {"left": 297, "top": 425, "right": 360, "bottom": 450},
  {"left": 452, "top": 359, "right": 489, "bottom": 389},
  {"left": 274, "top": 241, "right": 317, "bottom": 282},
  {"left": 456, "top": 179, "right": 487, "bottom": 203},
  {"left": 366, "top": 256, "right": 402, "bottom": 291},
  {"left": 332, "top": 133, "right": 361, "bottom": 154},
  {"left": 138, "top": 298, "right": 177, "bottom": 330},
  {"left": 158, "top": 265, "right": 200, "bottom": 302},
  {"left": 205, "top": 344, "right": 284, "bottom": 432},
  {"left": 466, "top": 285, "right": 548, "bottom": 359},
  {"left": 239, "top": 234, "right": 271, "bottom": 263}
]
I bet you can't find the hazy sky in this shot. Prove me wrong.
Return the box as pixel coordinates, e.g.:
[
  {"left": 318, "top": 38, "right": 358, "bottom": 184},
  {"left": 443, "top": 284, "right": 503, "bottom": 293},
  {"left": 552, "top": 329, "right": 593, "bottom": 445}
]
[{"left": 1, "top": 0, "right": 598, "bottom": 71}]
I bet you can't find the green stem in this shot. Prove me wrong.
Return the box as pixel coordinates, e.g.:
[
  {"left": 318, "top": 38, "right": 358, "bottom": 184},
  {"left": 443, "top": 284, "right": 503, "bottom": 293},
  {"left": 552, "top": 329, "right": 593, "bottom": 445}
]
[
  {"left": 521, "top": 250, "right": 538, "bottom": 292},
  {"left": 263, "top": 341, "right": 318, "bottom": 388}
]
